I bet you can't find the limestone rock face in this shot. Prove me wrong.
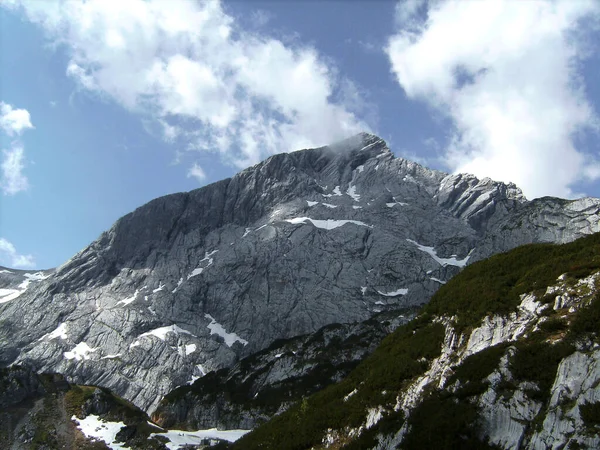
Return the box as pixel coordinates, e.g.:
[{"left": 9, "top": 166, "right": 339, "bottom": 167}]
[{"left": 1, "top": 132, "right": 599, "bottom": 412}]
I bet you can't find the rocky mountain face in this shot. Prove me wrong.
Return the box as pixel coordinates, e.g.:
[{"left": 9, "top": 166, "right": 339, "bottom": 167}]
[
  {"left": 0, "top": 365, "right": 222, "bottom": 449},
  {"left": 151, "top": 310, "right": 416, "bottom": 431},
  {"left": 232, "top": 232, "right": 600, "bottom": 450},
  {"left": 1, "top": 132, "right": 599, "bottom": 414}
]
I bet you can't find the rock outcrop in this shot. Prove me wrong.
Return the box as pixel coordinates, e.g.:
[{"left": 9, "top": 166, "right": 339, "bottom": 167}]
[{"left": 1, "top": 132, "right": 599, "bottom": 413}]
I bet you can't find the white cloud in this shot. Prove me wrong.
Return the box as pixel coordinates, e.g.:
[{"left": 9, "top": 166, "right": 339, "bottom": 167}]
[
  {"left": 386, "top": 0, "right": 600, "bottom": 199},
  {"left": 0, "top": 237, "right": 35, "bottom": 269},
  {"left": 5, "top": 0, "right": 370, "bottom": 169},
  {"left": 187, "top": 162, "right": 206, "bottom": 182},
  {"left": 1, "top": 146, "right": 29, "bottom": 195},
  {"left": 0, "top": 102, "right": 33, "bottom": 136},
  {"left": 0, "top": 102, "right": 33, "bottom": 195}
]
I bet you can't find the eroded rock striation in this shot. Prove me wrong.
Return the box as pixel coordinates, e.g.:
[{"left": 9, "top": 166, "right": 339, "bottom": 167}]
[{"left": 1, "top": 132, "right": 599, "bottom": 412}]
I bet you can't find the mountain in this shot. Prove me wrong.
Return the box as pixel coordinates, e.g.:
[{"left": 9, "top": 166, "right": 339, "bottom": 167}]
[
  {"left": 230, "top": 232, "right": 600, "bottom": 450},
  {"left": 0, "top": 365, "right": 239, "bottom": 449},
  {"left": 1, "top": 132, "right": 599, "bottom": 415},
  {"left": 151, "top": 311, "right": 416, "bottom": 431}
]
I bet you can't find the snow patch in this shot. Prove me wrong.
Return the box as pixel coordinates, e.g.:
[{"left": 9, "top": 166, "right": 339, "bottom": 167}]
[
  {"left": 0, "top": 271, "right": 48, "bottom": 304},
  {"left": 188, "top": 250, "right": 217, "bottom": 279},
  {"left": 39, "top": 323, "right": 68, "bottom": 341},
  {"left": 322, "top": 203, "right": 338, "bottom": 208},
  {"left": 150, "top": 428, "right": 250, "bottom": 448},
  {"left": 64, "top": 342, "right": 97, "bottom": 361},
  {"left": 361, "top": 286, "right": 367, "bottom": 295},
  {"left": 356, "top": 165, "right": 365, "bottom": 173},
  {"left": 285, "top": 217, "right": 371, "bottom": 230},
  {"left": 347, "top": 184, "right": 360, "bottom": 202},
  {"left": 101, "top": 354, "right": 122, "bottom": 360},
  {"left": 172, "top": 277, "right": 184, "bottom": 293},
  {"left": 72, "top": 415, "right": 128, "bottom": 449},
  {"left": 138, "top": 325, "right": 196, "bottom": 341},
  {"left": 323, "top": 186, "right": 343, "bottom": 198},
  {"left": 406, "top": 239, "right": 472, "bottom": 268},
  {"left": 430, "top": 277, "right": 446, "bottom": 285},
  {"left": 185, "top": 344, "right": 197, "bottom": 355},
  {"left": 118, "top": 289, "right": 140, "bottom": 306},
  {"left": 242, "top": 228, "right": 252, "bottom": 237},
  {"left": 205, "top": 314, "right": 248, "bottom": 347},
  {"left": 307, "top": 200, "right": 319, "bottom": 206},
  {"left": 152, "top": 283, "right": 165, "bottom": 293},
  {"left": 377, "top": 288, "right": 408, "bottom": 297}
]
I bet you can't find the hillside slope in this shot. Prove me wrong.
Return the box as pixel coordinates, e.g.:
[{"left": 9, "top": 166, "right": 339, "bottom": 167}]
[{"left": 231, "top": 232, "right": 600, "bottom": 450}]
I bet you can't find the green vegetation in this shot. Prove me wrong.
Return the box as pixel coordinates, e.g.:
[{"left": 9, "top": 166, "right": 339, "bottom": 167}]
[
  {"left": 224, "top": 233, "right": 600, "bottom": 449},
  {"left": 450, "top": 343, "right": 509, "bottom": 399},
  {"left": 580, "top": 401, "right": 600, "bottom": 429},
  {"left": 401, "top": 391, "right": 499, "bottom": 450},
  {"left": 233, "top": 318, "right": 444, "bottom": 450},
  {"left": 569, "top": 292, "right": 600, "bottom": 340},
  {"left": 425, "top": 232, "right": 600, "bottom": 331},
  {"left": 510, "top": 340, "right": 574, "bottom": 402}
]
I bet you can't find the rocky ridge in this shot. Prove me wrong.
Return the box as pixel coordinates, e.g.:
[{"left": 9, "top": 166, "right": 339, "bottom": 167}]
[
  {"left": 232, "top": 232, "right": 600, "bottom": 450},
  {"left": 1, "top": 132, "right": 599, "bottom": 413}
]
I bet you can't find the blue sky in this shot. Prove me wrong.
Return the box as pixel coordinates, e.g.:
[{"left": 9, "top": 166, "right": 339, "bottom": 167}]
[{"left": 1, "top": 0, "right": 600, "bottom": 270}]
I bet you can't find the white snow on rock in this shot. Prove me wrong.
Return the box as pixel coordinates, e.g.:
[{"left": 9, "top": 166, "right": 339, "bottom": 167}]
[
  {"left": 0, "top": 271, "right": 49, "bottom": 304},
  {"left": 406, "top": 239, "right": 472, "bottom": 268},
  {"left": 323, "top": 186, "right": 343, "bottom": 198},
  {"left": 322, "top": 203, "right": 338, "bottom": 208},
  {"left": 357, "top": 165, "right": 365, "bottom": 173},
  {"left": 172, "top": 277, "right": 184, "bottom": 293},
  {"left": 187, "top": 268, "right": 204, "bottom": 279},
  {"left": 118, "top": 289, "right": 140, "bottom": 306},
  {"left": 187, "top": 250, "right": 218, "bottom": 280},
  {"left": 101, "top": 353, "right": 122, "bottom": 360},
  {"left": 138, "top": 325, "right": 196, "bottom": 341},
  {"left": 242, "top": 228, "right": 252, "bottom": 237},
  {"left": 64, "top": 342, "right": 97, "bottom": 361},
  {"left": 185, "top": 344, "right": 196, "bottom": 355},
  {"left": 72, "top": 415, "right": 128, "bottom": 449},
  {"left": 377, "top": 288, "right": 408, "bottom": 297},
  {"left": 38, "top": 323, "right": 68, "bottom": 341},
  {"left": 347, "top": 184, "right": 360, "bottom": 202},
  {"left": 307, "top": 200, "right": 319, "bottom": 206},
  {"left": 152, "top": 283, "right": 165, "bottom": 293},
  {"left": 0, "top": 269, "right": 12, "bottom": 274},
  {"left": 150, "top": 428, "right": 251, "bottom": 448},
  {"left": 24, "top": 272, "right": 50, "bottom": 281},
  {"left": 361, "top": 286, "right": 367, "bottom": 295},
  {"left": 205, "top": 314, "right": 248, "bottom": 347},
  {"left": 285, "top": 217, "right": 371, "bottom": 230},
  {"left": 430, "top": 277, "right": 446, "bottom": 285}
]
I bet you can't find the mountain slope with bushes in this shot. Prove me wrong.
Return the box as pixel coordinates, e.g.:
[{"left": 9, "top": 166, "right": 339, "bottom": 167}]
[{"left": 230, "top": 231, "right": 600, "bottom": 450}]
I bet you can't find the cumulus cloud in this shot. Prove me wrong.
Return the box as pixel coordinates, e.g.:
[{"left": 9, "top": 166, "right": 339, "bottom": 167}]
[
  {"left": 4, "top": 0, "right": 370, "bottom": 169},
  {"left": 1, "top": 146, "right": 29, "bottom": 195},
  {"left": 387, "top": 0, "right": 600, "bottom": 199},
  {"left": 0, "top": 237, "right": 35, "bottom": 269},
  {"left": 0, "top": 102, "right": 33, "bottom": 195},
  {"left": 187, "top": 162, "right": 207, "bottom": 183},
  {"left": 0, "top": 102, "right": 33, "bottom": 136}
]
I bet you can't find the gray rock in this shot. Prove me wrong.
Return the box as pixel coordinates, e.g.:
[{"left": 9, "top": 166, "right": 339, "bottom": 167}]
[{"left": 1, "top": 132, "right": 599, "bottom": 412}]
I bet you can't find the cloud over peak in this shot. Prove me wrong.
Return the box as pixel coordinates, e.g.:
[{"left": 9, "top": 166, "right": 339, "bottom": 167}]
[
  {"left": 6, "top": 0, "right": 369, "bottom": 171},
  {"left": 387, "top": 0, "right": 600, "bottom": 199},
  {"left": 0, "top": 102, "right": 33, "bottom": 195}
]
